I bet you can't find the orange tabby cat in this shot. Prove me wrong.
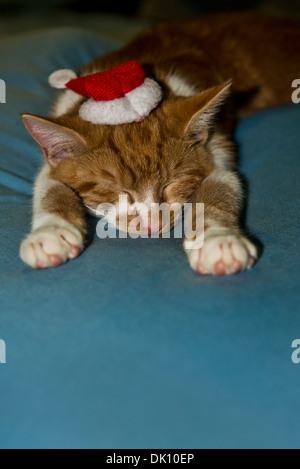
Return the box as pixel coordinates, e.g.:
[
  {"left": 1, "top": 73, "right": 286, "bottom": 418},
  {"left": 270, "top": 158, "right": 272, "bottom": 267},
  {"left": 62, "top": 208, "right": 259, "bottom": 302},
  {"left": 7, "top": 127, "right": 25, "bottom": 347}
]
[{"left": 20, "top": 12, "right": 300, "bottom": 275}]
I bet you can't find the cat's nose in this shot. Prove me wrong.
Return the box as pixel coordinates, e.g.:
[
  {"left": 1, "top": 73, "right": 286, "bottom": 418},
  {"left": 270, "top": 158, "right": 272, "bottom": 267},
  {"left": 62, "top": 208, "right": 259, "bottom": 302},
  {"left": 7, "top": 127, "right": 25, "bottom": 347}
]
[{"left": 147, "top": 221, "right": 162, "bottom": 235}]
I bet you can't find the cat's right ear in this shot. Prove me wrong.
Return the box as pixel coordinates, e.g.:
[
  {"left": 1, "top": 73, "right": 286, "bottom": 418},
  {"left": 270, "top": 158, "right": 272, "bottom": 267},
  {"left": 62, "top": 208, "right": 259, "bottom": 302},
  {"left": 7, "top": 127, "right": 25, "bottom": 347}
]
[{"left": 21, "top": 114, "right": 88, "bottom": 167}]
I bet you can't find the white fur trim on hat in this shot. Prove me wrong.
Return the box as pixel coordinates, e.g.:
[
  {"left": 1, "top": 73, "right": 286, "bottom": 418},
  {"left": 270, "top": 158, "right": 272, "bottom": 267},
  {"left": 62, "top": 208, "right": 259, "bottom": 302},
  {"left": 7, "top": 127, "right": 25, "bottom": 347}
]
[
  {"left": 48, "top": 69, "right": 78, "bottom": 89},
  {"left": 79, "top": 78, "right": 163, "bottom": 125}
]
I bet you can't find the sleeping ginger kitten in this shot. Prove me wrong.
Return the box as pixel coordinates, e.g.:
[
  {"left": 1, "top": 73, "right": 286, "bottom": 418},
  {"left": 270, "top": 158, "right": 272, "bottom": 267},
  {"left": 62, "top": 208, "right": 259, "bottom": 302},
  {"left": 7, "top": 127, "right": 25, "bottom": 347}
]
[{"left": 20, "top": 12, "right": 300, "bottom": 275}]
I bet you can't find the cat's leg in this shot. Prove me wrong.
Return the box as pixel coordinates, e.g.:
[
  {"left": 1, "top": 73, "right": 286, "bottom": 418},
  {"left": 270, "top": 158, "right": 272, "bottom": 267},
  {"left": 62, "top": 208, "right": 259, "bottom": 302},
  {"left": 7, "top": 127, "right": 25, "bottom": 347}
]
[
  {"left": 20, "top": 165, "right": 87, "bottom": 269},
  {"left": 183, "top": 168, "right": 257, "bottom": 275}
]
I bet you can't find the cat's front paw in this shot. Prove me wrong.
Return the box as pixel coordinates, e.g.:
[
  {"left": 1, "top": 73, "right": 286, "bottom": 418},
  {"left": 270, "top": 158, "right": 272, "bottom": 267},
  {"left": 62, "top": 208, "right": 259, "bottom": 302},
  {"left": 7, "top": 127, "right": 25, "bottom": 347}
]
[
  {"left": 184, "top": 232, "right": 257, "bottom": 275},
  {"left": 20, "top": 224, "right": 84, "bottom": 269}
]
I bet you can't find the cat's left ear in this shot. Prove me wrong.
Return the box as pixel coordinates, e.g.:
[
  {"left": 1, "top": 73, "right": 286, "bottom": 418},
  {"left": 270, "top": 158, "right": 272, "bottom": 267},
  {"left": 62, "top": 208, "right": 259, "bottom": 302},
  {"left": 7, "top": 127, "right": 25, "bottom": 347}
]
[{"left": 176, "top": 80, "right": 232, "bottom": 144}]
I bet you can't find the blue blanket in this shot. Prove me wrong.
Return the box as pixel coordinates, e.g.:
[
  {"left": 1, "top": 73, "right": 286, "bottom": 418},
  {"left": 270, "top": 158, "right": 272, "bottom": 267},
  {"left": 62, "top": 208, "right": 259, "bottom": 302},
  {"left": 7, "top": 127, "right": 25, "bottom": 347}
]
[{"left": 0, "top": 27, "right": 300, "bottom": 449}]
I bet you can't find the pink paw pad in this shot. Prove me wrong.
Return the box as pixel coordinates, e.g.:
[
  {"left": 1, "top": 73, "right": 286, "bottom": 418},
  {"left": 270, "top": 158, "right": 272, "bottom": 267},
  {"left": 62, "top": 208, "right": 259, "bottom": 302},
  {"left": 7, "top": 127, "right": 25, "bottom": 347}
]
[
  {"left": 69, "top": 245, "right": 81, "bottom": 259},
  {"left": 214, "top": 261, "right": 227, "bottom": 275},
  {"left": 49, "top": 254, "right": 64, "bottom": 266}
]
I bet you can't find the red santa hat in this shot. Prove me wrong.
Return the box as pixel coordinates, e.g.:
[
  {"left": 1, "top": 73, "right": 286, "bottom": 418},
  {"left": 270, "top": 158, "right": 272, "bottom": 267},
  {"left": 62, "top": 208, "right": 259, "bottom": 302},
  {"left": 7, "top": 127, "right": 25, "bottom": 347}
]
[{"left": 48, "top": 60, "right": 162, "bottom": 125}]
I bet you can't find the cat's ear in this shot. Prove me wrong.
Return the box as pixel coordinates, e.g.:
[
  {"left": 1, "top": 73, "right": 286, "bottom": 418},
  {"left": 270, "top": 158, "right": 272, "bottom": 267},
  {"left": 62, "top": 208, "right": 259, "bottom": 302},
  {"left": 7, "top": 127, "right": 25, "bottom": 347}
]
[
  {"left": 22, "top": 114, "right": 88, "bottom": 167},
  {"left": 177, "top": 80, "right": 232, "bottom": 144}
]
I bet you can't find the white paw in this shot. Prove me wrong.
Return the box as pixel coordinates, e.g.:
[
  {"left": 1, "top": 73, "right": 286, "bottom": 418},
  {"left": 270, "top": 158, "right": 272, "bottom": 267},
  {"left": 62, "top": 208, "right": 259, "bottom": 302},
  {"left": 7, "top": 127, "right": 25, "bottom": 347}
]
[
  {"left": 20, "top": 224, "right": 84, "bottom": 269},
  {"left": 184, "top": 232, "right": 257, "bottom": 276}
]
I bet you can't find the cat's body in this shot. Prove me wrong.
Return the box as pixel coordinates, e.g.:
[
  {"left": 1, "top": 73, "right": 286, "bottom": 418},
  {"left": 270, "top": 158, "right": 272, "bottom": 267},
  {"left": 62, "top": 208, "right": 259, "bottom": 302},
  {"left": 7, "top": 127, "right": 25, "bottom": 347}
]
[{"left": 20, "top": 12, "right": 300, "bottom": 274}]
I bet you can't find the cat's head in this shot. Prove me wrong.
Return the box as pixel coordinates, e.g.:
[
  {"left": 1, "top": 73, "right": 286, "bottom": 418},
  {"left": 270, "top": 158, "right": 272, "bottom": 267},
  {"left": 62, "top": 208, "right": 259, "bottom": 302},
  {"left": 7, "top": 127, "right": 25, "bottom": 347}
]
[{"left": 22, "top": 81, "right": 230, "bottom": 236}]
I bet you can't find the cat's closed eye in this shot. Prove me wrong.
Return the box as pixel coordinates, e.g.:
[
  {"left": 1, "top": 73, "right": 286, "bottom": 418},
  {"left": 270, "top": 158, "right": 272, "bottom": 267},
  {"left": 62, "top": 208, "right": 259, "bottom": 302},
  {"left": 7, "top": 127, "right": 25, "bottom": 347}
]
[
  {"left": 162, "top": 179, "right": 199, "bottom": 204},
  {"left": 121, "top": 191, "right": 135, "bottom": 204}
]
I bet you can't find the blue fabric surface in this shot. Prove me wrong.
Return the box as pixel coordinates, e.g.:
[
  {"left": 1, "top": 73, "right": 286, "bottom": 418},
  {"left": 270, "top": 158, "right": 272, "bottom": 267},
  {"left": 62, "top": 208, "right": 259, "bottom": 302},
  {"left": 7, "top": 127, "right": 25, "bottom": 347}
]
[{"left": 0, "top": 28, "right": 300, "bottom": 449}]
